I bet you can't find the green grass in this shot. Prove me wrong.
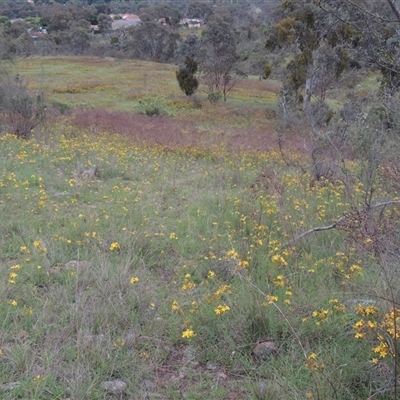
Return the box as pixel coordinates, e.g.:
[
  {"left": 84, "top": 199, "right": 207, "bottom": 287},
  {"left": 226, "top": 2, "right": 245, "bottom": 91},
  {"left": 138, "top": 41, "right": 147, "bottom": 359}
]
[
  {"left": 0, "top": 57, "right": 399, "bottom": 399},
  {"left": 14, "top": 56, "right": 277, "bottom": 114}
]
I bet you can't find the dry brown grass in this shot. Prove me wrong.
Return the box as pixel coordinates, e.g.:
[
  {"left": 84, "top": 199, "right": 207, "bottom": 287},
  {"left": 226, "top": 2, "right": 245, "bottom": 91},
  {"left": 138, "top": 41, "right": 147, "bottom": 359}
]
[{"left": 72, "top": 109, "right": 280, "bottom": 152}]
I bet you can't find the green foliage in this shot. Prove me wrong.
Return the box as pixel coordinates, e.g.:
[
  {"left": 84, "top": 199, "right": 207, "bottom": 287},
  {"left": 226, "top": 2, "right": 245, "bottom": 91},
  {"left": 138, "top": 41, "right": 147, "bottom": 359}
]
[
  {"left": 130, "top": 22, "right": 179, "bottom": 62},
  {"left": 262, "top": 64, "right": 272, "bottom": 80},
  {"left": 0, "top": 16, "right": 11, "bottom": 28},
  {"left": 0, "top": 74, "right": 46, "bottom": 139},
  {"left": 176, "top": 57, "right": 199, "bottom": 96},
  {"left": 207, "top": 91, "right": 222, "bottom": 103},
  {"left": 97, "top": 13, "right": 112, "bottom": 33},
  {"left": 187, "top": 1, "right": 213, "bottom": 21},
  {"left": 50, "top": 99, "right": 72, "bottom": 114},
  {"left": 274, "top": 17, "right": 298, "bottom": 44},
  {"left": 200, "top": 20, "right": 240, "bottom": 102},
  {"left": 135, "top": 96, "right": 172, "bottom": 117},
  {"left": 335, "top": 47, "right": 350, "bottom": 78},
  {"left": 0, "top": 48, "right": 400, "bottom": 397},
  {"left": 24, "top": 17, "right": 41, "bottom": 27},
  {"left": 1, "top": 123, "right": 398, "bottom": 398}
]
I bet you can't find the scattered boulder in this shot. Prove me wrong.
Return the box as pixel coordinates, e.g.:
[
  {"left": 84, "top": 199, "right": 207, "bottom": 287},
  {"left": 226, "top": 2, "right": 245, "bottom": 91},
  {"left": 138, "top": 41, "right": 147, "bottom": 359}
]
[
  {"left": 216, "top": 371, "right": 227, "bottom": 384},
  {"left": 100, "top": 380, "right": 127, "bottom": 394},
  {"left": 1, "top": 382, "right": 21, "bottom": 391},
  {"left": 81, "top": 166, "right": 100, "bottom": 180},
  {"left": 252, "top": 340, "right": 278, "bottom": 360}
]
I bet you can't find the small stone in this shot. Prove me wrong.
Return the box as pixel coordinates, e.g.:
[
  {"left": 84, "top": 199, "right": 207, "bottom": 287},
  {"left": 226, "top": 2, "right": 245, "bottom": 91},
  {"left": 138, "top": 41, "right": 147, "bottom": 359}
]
[
  {"left": 100, "top": 380, "right": 127, "bottom": 394},
  {"left": 53, "top": 191, "right": 70, "bottom": 197},
  {"left": 82, "top": 333, "right": 105, "bottom": 346},
  {"left": 252, "top": 341, "right": 278, "bottom": 360},
  {"left": 64, "top": 260, "right": 92, "bottom": 270},
  {"left": 81, "top": 166, "right": 99, "bottom": 180},
  {"left": 206, "top": 361, "right": 217, "bottom": 370},
  {"left": 216, "top": 372, "right": 227, "bottom": 383},
  {"left": 124, "top": 330, "right": 137, "bottom": 348}
]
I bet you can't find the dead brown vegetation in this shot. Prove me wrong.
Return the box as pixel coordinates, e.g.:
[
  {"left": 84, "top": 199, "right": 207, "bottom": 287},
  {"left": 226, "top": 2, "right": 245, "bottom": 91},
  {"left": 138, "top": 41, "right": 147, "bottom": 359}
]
[{"left": 72, "top": 109, "right": 280, "bottom": 152}]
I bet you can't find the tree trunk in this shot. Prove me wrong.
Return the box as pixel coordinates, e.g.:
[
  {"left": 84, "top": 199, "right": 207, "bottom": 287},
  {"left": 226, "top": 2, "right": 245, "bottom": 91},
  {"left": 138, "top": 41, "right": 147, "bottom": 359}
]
[{"left": 304, "top": 63, "right": 314, "bottom": 111}]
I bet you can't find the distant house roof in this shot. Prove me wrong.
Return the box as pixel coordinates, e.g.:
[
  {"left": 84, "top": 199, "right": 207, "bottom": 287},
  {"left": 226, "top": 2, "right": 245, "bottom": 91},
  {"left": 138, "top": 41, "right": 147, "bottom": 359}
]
[
  {"left": 123, "top": 14, "right": 140, "bottom": 21},
  {"left": 28, "top": 26, "right": 47, "bottom": 39},
  {"left": 111, "top": 14, "right": 141, "bottom": 29},
  {"left": 179, "top": 18, "right": 204, "bottom": 27}
]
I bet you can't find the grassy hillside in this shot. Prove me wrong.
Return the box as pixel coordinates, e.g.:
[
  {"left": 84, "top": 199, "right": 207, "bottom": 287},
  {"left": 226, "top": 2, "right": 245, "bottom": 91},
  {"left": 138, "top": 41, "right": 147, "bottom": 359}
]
[
  {"left": 1, "top": 57, "right": 399, "bottom": 399},
  {"left": 17, "top": 57, "right": 277, "bottom": 123}
]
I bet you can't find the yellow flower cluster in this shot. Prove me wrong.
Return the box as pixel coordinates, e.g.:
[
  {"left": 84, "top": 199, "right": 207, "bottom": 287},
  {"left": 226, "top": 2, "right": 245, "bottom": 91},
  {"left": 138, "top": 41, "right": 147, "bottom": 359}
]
[
  {"left": 33, "top": 240, "right": 47, "bottom": 253},
  {"left": 312, "top": 308, "right": 329, "bottom": 326},
  {"left": 8, "top": 264, "right": 20, "bottom": 285},
  {"left": 265, "top": 295, "right": 278, "bottom": 305},
  {"left": 215, "top": 304, "right": 230, "bottom": 315},
  {"left": 305, "top": 353, "right": 325, "bottom": 372},
  {"left": 171, "top": 300, "right": 180, "bottom": 311},
  {"left": 273, "top": 275, "right": 286, "bottom": 287},
  {"left": 353, "top": 305, "right": 400, "bottom": 363},
  {"left": 329, "top": 298, "right": 346, "bottom": 313},
  {"left": 271, "top": 254, "right": 287, "bottom": 266},
  {"left": 182, "top": 328, "right": 195, "bottom": 339},
  {"left": 109, "top": 242, "right": 120, "bottom": 252},
  {"left": 182, "top": 273, "right": 196, "bottom": 291}
]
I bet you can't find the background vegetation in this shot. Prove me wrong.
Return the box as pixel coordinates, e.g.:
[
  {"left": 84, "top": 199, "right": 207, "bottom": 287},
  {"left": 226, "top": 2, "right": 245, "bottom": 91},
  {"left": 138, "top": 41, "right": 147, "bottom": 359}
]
[{"left": 1, "top": 0, "right": 400, "bottom": 399}]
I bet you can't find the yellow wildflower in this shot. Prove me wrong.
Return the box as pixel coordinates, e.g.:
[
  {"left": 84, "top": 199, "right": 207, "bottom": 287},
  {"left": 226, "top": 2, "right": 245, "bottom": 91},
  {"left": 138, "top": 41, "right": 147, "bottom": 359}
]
[
  {"left": 182, "top": 329, "right": 195, "bottom": 339},
  {"left": 271, "top": 254, "right": 287, "bottom": 266},
  {"left": 215, "top": 305, "right": 230, "bottom": 315},
  {"left": 373, "top": 343, "right": 389, "bottom": 358},
  {"left": 265, "top": 295, "right": 278, "bottom": 304},
  {"left": 113, "top": 338, "right": 125, "bottom": 347},
  {"left": 214, "top": 284, "right": 231, "bottom": 297},
  {"left": 208, "top": 270, "right": 216, "bottom": 279},
  {"left": 308, "top": 353, "right": 317, "bottom": 360},
  {"left": 226, "top": 249, "right": 239, "bottom": 259},
  {"left": 110, "top": 242, "right": 120, "bottom": 252}
]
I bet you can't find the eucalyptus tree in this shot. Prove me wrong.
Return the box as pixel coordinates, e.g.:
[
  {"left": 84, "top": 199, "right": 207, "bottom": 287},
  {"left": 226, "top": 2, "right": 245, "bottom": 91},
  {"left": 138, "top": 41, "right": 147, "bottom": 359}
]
[
  {"left": 199, "top": 19, "right": 242, "bottom": 102},
  {"left": 268, "top": 0, "right": 400, "bottom": 196}
]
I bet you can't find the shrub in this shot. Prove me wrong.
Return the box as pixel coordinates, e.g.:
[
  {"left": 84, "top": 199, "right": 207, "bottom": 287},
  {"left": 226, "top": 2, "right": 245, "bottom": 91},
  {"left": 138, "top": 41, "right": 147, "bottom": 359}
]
[
  {"left": 207, "top": 91, "right": 222, "bottom": 103},
  {"left": 0, "top": 74, "right": 46, "bottom": 139},
  {"left": 176, "top": 57, "right": 199, "bottom": 96},
  {"left": 263, "top": 64, "right": 273, "bottom": 79},
  {"left": 135, "top": 96, "right": 172, "bottom": 117}
]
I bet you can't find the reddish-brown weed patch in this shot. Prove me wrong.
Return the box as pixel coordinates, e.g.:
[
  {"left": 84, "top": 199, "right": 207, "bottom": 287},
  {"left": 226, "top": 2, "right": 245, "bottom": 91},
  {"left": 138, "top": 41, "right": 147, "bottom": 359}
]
[{"left": 72, "top": 109, "right": 279, "bottom": 152}]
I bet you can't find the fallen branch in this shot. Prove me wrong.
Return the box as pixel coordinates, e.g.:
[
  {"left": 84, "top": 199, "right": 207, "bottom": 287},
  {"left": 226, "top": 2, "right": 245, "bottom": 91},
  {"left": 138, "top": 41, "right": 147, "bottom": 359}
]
[{"left": 284, "top": 200, "right": 400, "bottom": 248}]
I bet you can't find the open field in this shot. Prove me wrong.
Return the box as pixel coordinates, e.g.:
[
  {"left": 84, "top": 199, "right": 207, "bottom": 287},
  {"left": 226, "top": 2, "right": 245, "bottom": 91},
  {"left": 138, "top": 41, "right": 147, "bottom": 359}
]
[
  {"left": 16, "top": 57, "right": 277, "bottom": 139},
  {"left": 1, "top": 57, "right": 399, "bottom": 399}
]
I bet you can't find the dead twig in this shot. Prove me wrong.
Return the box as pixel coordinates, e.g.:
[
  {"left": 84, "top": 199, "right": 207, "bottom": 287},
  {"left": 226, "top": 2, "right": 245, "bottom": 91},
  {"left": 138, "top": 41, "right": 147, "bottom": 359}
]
[{"left": 284, "top": 200, "right": 400, "bottom": 248}]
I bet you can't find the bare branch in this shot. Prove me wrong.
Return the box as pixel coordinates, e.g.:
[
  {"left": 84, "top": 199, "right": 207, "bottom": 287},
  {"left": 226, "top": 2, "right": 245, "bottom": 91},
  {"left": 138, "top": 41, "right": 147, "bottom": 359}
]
[
  {"left": 284, "top": 200, "right": 400, "bottom": 248},
  {"left": 386, "top": 0, "right": 400, "bottom": 22}
]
